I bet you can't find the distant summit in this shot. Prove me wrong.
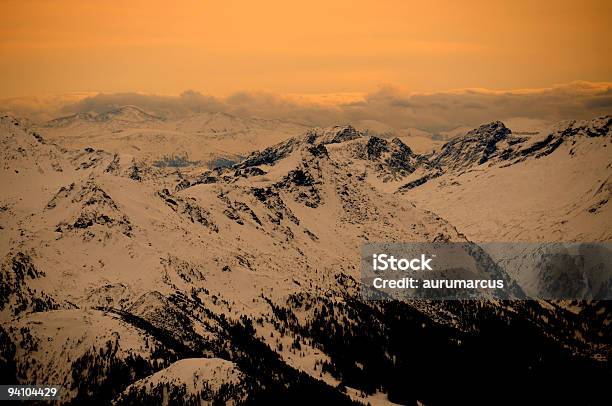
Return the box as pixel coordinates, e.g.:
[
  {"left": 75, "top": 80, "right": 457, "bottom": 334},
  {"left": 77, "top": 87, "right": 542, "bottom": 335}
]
[
  {"left": 45, "top": 105, "right": 162, "bottom": 127},
  {"left": 37, "top": 108, "right": 308, "bottom": 164},
  {"left": 96, "top": 105, "right": 163, "bottom": 123}
]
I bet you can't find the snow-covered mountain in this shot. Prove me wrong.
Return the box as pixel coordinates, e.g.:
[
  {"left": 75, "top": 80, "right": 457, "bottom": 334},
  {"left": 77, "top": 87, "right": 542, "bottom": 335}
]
[
  {"left": 403, "top": 117, "right": 611, "bottom": 242},
  {"left": 0, "top": 114, "right": 610, "bottom": 405},
  {"left": 39, "top": 107, "right": 309, "bottom": 166},
  {"left": 47, "top": 105, "right": 164, "bottom": 126}
]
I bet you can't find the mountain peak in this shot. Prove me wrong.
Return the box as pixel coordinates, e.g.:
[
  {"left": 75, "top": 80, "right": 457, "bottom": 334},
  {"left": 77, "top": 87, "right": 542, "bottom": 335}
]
[
  {"left": 432, "top": 120, "right": 512, "bottom": 171},
  {"left": 46, "top": 105, "right": 162, "bottom": 127},
  {"left": 466, "top": 120, "right": 511, "bottom": 140},
  {"left": 305, "top": 125, "right": 362, "bottom": 145},
  {"left": 97, "top": 105, "right": 162, "bottom": 122}
]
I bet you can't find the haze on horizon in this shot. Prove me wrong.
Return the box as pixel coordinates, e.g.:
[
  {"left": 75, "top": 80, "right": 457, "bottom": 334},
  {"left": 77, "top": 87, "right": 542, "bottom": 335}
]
[{"left": 1, "top": 0, "right": 611, "bottom": 131}]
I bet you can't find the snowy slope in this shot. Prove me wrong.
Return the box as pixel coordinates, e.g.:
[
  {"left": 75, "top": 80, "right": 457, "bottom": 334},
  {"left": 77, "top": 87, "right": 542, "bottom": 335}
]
[{"left": 38, "top": 108, "right": 309, "bottom": 165}]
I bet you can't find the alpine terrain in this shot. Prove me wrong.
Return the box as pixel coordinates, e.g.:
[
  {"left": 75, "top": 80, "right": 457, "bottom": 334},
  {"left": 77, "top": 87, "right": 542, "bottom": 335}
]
[{"left": 0, "top": 111, "right": 610, "bottom": 405}]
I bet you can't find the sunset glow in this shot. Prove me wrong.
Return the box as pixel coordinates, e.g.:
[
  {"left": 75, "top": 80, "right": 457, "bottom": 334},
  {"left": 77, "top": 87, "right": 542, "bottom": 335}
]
[{"left": 1, "top": 0, "right": 610, "bottom": 98}]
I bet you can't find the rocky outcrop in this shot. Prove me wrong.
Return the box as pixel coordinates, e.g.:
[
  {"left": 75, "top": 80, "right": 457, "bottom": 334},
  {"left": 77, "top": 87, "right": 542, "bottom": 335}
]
[
  {"left": 233, "top": 166, "right": 267, "bottom": 178},
  {"left": 432, "top": 121, "right": 514, "bottom": 171},
  {"left": 51, "top": 180, "right": 134, "bottom": 238},
  {"left": 0, "top": 252, "right": 58, "bottom": 317},
  {"left": 314, "top": 125, "right": 361, "bottom": 144},
  {"left": 275, "top": 168, "right": 323, "bottom": 208},
  {"left": 399, "top": 117, "right": 611, "bottom": 192},
  {"left": 397, "top": 172, "right": 442, "bottom": 192},
  {"left": 240, "top": 137, "right": 301, "bottom": 167},
  {"left": 218, "top": 193, "right": 262, "bottom": 226},
  {"left": 251, "top": 187, "right": 300, "bottom": 225},
  {"left": 364, "top": 137, "right": 429, "bottom": 181},
  {"left": 518, "top": 115, "right": 611, "bottom": 159},
  {"left": 158, "top": 189, "right": 219, "bottom": 232},
  {"left": 239, "top": 126, "right": 361, "bottom": 169}
]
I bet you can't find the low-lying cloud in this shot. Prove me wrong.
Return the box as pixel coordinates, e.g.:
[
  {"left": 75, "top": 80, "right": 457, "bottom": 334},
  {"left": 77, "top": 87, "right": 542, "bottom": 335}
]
[{"left": 2, "top": 81, "right": 610, "bottom": 132}]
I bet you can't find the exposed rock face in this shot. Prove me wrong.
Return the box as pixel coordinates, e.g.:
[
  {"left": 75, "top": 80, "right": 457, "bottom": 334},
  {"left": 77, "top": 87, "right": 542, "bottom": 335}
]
[
  {"left": 251, "top": 186, "right": 300, "bottom": 225},
  {"left": 233, "top": 166, "right": 267, "bottom": 178},
  {"left": 433, "top": 121, "right": 513, "bottom": 171},
  {"left": 218, "top": 193, "right": 262, "bottom": 226},
  {"left": 160, "top": 256, "right": 206, "bottom": 285},
  {"left": 398, "top": 116, "right": 611, "bottom": 191},
  {"left": 276, "top": 168, "right": 323, "bottom": 208},
  {"left": 0, "top": 253, "right": 58, "bottom": 317},
  {"left": 158, "top": 188, "right": 219, "bottom": 232},
  {"left": 307, "top": 143, "right": 329, "bottom": 158},
  {"left": 85, "top": 186, "right": 130, "bottom": 235},
  {"left": 240, "top": 137, "right": 300, "bottom": 167},
  {"left": 239, "top": 125, "right": 360, "bottom": 169},
  {"left": 85, "top": 283, "right": 133, "bottom": 309},
  {"left": 49, "top": 180, "right": 134, "bottom": 238},
  {"left": 518, "top": 115, "right": 611, "bottom": 158},
  {"left": 396, "top": 172, "right": 441, "bottom": 192},
  {"left": 364, "top": 137, "right": 427, "bottom": 181},
  {"left": 0, "top": 115, "right": 64, "bottom": 172},
  {"left": 319, "top": 125, "right": 361, "bottom": 144},
  {"left": 365, "top": 136, "right": 390, "bottom": 159}
]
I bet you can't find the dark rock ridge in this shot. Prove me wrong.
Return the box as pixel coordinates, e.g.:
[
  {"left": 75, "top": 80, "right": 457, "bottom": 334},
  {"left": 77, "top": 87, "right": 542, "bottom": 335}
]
[
  {"left": 184, "top": 117, "right": 610, "bottom": 197},
  {"left": 275, "top": 168, "right": 323, "bottom": 208},
  {"left": 173, "top": 117, "right": 610, "bottom": 202},
  {"left": 251, "top": 187, "right": 300, "bottom": 225},
  {"left": 432, "top": 121, "right": 515, "bottom": 172},
  {"left": 517, "top": 115, "right": 611, "bottom": 159},
  {"left": 239, "top": 125, "right": 360, "bottom": 169},
  {"left": 317, "top": 125, "right": 361, "bottom": 144},
  {"left": 364, "top": 137, "right": 432, "bottom": 181},
  {"left": 217, "top": 193, "right": 262, "bottom": 226},
  {"left": 396, "top": 173, "right": 442, "bottom": 192},
  {"left": 398, "top": 115, "right": 611, "bottom": 192},
  {"left": 0, "top": 252, "right": 58, "bottom": 317},
  {"left": 50, "top": 181, "right": 134, "bottom": 238},
  {"left": 240, "top": 137, "right": 301, "bottom": 168},
  {"left": 158, "top": 189, "right": 219, "bottom": 233}
]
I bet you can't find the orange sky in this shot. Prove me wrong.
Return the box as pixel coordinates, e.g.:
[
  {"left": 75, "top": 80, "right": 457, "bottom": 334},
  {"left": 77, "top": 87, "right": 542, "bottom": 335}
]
[{"left": 1, "top": 0, "right": 610, "bottom": 98}]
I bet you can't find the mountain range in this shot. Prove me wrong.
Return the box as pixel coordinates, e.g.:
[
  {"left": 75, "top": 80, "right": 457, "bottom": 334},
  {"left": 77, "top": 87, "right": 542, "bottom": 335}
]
[{"left": 0, "top": 111, "right": 610, "bottom": 405}]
